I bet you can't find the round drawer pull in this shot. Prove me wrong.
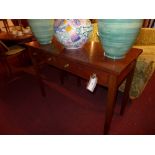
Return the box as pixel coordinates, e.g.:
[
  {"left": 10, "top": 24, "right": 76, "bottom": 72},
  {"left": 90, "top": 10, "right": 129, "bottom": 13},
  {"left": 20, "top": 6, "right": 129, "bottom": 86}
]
[{"left": 64, "top": 64, "right": 69, "bottom": 68}]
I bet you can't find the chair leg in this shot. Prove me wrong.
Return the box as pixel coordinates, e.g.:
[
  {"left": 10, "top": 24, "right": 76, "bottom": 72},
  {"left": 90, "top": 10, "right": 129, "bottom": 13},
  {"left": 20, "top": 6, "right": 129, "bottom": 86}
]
[
  {"left": 2, "top": 58, "right": 13, "bottom": 78},
  {"left": 0, "top": 61, "right": 11, "bottom": 98}
]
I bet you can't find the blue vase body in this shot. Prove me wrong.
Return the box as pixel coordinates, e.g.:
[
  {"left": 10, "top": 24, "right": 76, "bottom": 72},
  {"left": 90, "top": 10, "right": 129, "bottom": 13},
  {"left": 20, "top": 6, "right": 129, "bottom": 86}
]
[
  {"left": 28, "top": 19, "right": 54, "bottom": 44},
  {"left": 98, "top": 19, "right": 143, "bottom": 59}
]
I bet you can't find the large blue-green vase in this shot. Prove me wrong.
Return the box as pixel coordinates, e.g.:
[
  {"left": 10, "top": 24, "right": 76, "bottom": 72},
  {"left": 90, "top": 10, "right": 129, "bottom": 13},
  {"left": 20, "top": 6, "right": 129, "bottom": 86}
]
[
  {"left": 28, "top": 19, "right": 54, "bottom": 44},
  {"left": 98, "top": 19, "right": 143, "bottom": 59}
]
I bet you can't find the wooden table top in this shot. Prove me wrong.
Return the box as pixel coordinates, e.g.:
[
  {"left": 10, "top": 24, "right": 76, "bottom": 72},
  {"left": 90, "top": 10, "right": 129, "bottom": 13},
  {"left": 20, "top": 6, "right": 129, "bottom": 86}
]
[{"left": 25, "top": 39, "right": 142, "bottom": 75}]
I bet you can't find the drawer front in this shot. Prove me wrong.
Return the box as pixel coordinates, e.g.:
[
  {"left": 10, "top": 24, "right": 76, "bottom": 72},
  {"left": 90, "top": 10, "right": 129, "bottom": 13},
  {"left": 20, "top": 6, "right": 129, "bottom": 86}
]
[
  {"left": 46, "top": 55, "right": 109, "bottom": 86},
  {"left": 30, "top": 50, "right": 50, "bottom": 63}
]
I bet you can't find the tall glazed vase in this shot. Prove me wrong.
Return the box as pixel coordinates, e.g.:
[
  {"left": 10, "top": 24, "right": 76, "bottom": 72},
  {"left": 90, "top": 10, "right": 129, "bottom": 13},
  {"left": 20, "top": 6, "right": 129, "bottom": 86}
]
[
  {"left": 28, "top": 19, "right": 54, "bottom": 45},
  {"left": 98, "top": 19, "right": 143, "bottom": 59}
]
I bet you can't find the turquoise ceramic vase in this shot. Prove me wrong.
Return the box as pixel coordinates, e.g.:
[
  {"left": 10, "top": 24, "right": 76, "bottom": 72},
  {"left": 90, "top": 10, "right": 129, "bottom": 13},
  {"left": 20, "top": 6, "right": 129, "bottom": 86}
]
[
  {"left": 28, "top": 19, "right": 54, "bottom": 44},
  {"left": 98, "top": 19, "right": 143, "bottom": 59}
]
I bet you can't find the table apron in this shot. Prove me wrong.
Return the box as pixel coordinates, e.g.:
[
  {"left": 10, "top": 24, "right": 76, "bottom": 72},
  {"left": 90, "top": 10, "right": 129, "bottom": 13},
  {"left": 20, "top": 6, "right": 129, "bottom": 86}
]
[{"left": 46, "top": 55, "right": 109, "bottom": 86}]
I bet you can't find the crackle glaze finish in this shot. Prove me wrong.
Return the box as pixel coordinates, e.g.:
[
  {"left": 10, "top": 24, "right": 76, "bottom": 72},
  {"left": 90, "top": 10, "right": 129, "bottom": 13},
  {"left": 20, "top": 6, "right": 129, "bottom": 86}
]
[{"left": 54, "top": 19, "right": 92, "bottom": 49}]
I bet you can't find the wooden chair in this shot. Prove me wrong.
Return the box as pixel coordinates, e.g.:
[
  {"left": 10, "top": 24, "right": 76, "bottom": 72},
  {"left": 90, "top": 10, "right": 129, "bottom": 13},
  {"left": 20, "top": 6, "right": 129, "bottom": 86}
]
[
  {"left": 0, "top": 40, "right": 26, "bottom": 78},
  {"left": 0, "top": 19, "right": 10, "bottom": 32},
  {"left": 143, "top": 19, "right": 155, "bottom": 28}
]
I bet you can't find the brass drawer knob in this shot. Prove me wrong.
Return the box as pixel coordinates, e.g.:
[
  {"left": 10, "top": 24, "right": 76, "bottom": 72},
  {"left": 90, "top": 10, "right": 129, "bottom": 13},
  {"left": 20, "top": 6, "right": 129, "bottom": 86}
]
[
  {"left": 64, "top": 64, "right": 69, "bottom": 68},
  {"left": 47, "top": 57, "right": 56, "bottom": 62}
]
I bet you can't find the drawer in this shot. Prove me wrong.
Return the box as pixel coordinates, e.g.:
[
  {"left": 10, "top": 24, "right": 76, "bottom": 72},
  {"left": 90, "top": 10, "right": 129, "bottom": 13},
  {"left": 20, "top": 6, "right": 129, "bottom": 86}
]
[
  {"left": 30, "top": 50, "right": 50, "bottom": 63},
  {"left": 46, "top": 55, "right": 109, "bottom": 86},
  {"left": 77, "top": 64, "right": 109, "bottom": 86}
]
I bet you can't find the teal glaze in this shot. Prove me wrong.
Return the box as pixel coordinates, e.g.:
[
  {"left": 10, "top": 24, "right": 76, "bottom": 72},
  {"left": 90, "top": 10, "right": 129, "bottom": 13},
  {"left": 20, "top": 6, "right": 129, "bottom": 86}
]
[
  {"left": 98, "top": 19, "right": 143, "bottom": 59},
  {"left": 28, "top": 19, "right": 54, "bottom": 44}
]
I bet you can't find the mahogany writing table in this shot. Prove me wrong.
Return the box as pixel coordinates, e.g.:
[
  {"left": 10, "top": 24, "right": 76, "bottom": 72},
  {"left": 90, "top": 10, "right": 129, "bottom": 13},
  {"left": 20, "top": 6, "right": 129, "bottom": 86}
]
[{"left": 25, "top": 40, "right": 142, "bottom": 134}]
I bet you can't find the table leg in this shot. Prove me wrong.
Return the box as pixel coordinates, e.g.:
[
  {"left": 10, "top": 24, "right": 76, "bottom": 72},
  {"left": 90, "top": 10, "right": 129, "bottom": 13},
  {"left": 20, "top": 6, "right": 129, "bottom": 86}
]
[
  {"left": 34, "top": 64, "right": 46, "bottom": 97},
  {"left": 2, "top": 57, "right": 13, "bottom": 78},
  {"left": 77, "top": 77, "right": 81, "bottom": 87},
  {"left": 120, "top": 61, "right": 136, "bottom": 115},
  {"left": 29, "top": 48, "right": 46, "bottom": 97},
  {"left": 60, "top": 71, "right": 68, "bottom": 85},
  {"left": 104, "top": 75, "right": 118, "bottom": 134}
]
